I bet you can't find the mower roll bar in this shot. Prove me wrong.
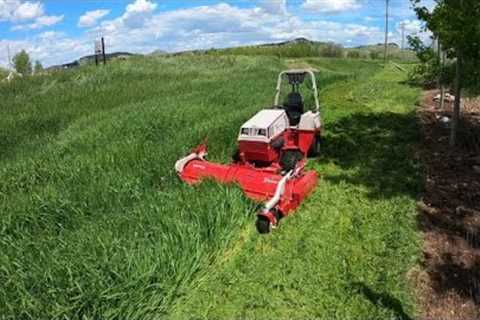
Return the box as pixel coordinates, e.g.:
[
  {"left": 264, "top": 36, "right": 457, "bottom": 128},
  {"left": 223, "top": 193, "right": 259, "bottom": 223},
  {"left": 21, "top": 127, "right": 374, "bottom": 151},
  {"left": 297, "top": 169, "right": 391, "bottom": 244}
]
[{"left": 273, "top": 69, "right": 320, "bottom": 113}]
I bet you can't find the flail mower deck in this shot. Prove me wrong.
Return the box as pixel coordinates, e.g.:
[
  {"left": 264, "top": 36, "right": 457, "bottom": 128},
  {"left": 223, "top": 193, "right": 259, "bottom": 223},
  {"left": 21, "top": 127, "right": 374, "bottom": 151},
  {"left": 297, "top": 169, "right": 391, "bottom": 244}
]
[{"left": 175, "top": 69, "right": 322, "bottom": 233}]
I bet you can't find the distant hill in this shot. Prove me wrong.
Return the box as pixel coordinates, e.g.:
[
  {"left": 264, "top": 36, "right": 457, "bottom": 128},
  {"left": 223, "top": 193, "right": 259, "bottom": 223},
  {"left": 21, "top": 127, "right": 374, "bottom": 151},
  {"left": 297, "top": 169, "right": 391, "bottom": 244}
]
[
  {"left": 350, "top": 42, "right": 416, "bottom": 61},
  {"left": 356, "top": 43, "right": 400, "bottom": 49},
  {"left": 258, "top": 37, "right": 323, "bottom": 47},
  {"left": 46, "top": 52, "right": 136, "bottom": 71},
  {"left": 148, "top": 49, "right": 168, "bottom": 56}
]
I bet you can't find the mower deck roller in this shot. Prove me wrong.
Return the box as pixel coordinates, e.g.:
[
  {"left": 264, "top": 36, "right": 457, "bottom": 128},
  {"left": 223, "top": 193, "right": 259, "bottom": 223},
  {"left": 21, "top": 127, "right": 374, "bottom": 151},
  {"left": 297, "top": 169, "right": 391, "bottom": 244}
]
[{"left": 175, "top": 69, "right": 322, "bottom": 233}]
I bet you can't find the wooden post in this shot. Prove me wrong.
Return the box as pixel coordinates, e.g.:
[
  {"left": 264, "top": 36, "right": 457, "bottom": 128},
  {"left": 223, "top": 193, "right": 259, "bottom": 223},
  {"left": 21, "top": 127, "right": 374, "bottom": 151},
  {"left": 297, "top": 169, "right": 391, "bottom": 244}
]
[{"left": 101, "top": 37, "right": 106, "bottom": 65}]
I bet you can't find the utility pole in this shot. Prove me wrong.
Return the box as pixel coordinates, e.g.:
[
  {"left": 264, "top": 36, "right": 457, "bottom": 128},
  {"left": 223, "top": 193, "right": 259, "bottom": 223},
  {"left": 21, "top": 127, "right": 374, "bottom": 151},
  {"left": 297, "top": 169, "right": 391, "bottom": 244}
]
[
  {"left": 7, "top": 44, "right": 11, "bottom": 69},
  {"left": 384, "top": 0, "right": 390, "bottom": 65},
  {"left": 400, "top": 22, "right": 406, "bottom": 61}
]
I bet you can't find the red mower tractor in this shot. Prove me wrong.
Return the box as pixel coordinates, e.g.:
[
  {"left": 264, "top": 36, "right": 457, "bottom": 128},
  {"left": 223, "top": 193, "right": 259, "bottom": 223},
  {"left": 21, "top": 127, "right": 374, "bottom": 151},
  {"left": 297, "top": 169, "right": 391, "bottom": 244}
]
[{"left": 175, "top": 69, "right": 322, "bottom": 233}]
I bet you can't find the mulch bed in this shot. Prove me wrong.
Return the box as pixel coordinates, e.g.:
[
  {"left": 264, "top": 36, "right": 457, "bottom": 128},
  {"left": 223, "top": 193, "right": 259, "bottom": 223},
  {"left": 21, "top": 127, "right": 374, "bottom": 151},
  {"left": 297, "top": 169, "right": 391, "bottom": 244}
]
[{"left": 415, "top": 90, "right": 480, "bottom": 319}]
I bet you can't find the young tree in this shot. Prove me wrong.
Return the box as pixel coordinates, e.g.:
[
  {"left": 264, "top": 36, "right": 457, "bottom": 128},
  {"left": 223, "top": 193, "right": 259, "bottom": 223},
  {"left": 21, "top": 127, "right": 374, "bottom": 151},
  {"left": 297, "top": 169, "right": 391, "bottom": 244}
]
[
  {"left": 320, "top": 43, "right": 344, "bottom": 58},
  {"left": 34, "top": 60, "right": 43, "bottom": 74},
  {"left": 13, "top": 50, "right": 32, "bottom": 76},
  {"left": 412, "top": 0, "right": 480, "bottom": 146}
]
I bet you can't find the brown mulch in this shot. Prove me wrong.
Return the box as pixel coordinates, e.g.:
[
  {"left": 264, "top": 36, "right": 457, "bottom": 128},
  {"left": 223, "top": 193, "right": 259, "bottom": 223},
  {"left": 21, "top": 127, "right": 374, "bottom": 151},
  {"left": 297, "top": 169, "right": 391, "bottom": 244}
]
[{"left": 414, "top": 90, "right": 480, "bottom": 320}]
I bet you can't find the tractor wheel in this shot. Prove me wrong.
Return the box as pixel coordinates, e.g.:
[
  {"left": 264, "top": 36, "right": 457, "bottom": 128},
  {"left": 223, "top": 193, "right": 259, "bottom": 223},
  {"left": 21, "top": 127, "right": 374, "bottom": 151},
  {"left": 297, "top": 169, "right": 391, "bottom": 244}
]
[
  {"left": 308, "top": 135, "right": 321, "bottom": 157},
  {"left": 280, "top": 150, "right": 303, "bottom": 172},
  {"left": 232, "top": 148, "right": 241, "bottom": 162},
  {"left": 256, "top": 216, "right": 272, "bottom": 234}
]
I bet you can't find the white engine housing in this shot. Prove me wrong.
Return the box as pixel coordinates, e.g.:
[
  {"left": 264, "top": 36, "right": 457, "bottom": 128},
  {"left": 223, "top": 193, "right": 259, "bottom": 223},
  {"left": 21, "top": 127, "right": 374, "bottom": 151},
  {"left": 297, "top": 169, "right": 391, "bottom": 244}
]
[
  {"left": 238, "top": 109, "right": 289, "bottom": 143},
  {"left": 237, "top": 109, "right": 321, "bottom": 144},
  {"left": 298, "top": 111, "right": 321, "bottom": 131}
]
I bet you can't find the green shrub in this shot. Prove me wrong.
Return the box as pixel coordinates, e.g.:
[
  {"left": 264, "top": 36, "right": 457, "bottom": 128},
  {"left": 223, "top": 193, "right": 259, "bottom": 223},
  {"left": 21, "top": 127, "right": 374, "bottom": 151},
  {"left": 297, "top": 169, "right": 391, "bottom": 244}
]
[
  {"left": 347, "top": 50, "right": 361, "bottom": 59},
  {"left": 320, "top": 42, "right": 345, "bottom": 58}
]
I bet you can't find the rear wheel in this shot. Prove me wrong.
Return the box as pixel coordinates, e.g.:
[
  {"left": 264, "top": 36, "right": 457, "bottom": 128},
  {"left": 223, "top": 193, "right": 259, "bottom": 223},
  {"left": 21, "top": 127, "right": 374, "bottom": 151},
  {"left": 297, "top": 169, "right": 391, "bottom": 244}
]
[
  {"left": 255, "top": 216, "right": 272, "bottom": 234},
  {"left": 308, "top": 135, "right": 321, "bottom": 157},
  {"left": 232, "top": 148, "right": 240, "bottom": 162}
]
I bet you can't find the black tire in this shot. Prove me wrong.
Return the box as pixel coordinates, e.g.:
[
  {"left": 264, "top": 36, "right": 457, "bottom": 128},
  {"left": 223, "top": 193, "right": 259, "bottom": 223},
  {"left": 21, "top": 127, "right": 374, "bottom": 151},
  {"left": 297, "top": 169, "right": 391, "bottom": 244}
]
[
  {"left": 256, "top": 216, "right": 272, "bottom": 234},
  {"left": 308, "top": 135, "right": 321, "bottom": 157},
  {"left": 232, "top": 148, "right": 240, "bottom": 162},
  {"left": 280, "top": 150, "right": 303, "bottom": 172}
]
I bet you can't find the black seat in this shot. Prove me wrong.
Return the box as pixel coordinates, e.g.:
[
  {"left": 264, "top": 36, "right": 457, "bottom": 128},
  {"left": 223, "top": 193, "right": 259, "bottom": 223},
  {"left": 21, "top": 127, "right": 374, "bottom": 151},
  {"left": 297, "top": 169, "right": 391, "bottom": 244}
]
[{"left": 284, "top": 92, "right": 304, "bottom": 126}]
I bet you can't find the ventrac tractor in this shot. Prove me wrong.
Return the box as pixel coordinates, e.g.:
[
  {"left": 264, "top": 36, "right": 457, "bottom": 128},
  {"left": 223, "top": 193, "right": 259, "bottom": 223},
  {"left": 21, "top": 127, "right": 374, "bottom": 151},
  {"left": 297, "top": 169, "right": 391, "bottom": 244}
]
[{"left": 175, "top": 69, "right": 322, "bottom": 233}]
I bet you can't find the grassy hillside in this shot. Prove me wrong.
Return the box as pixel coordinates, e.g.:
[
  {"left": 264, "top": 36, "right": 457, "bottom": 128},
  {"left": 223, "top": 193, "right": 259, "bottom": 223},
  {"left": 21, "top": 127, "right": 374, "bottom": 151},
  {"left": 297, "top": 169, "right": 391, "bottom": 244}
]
[
  {"left": 0, "top": 55, "right": 421, "bottom": 319},
  {"left": 204, "top": 41, "right": 417, "bottom": 62}
]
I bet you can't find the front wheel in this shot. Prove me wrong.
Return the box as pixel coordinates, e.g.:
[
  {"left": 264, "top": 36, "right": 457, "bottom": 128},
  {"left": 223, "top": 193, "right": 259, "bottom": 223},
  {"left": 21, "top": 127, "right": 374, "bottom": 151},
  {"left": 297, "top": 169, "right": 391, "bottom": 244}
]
[
  {"left": 255, "top": 216, "right": 272, "bottom": 234},
  {"left": 280, "top": 150, "right": 304, "bottom": 172}
]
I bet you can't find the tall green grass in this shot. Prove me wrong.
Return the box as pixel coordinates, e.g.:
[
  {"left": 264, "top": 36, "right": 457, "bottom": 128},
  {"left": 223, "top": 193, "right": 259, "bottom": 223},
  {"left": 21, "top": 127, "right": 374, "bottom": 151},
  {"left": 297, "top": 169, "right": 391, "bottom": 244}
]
[
  {"left": 170, "top": 64, "right": 422, "bottom": 319},
  {"left": 0, "top": 55, "right": 368, "bottom": 318}
]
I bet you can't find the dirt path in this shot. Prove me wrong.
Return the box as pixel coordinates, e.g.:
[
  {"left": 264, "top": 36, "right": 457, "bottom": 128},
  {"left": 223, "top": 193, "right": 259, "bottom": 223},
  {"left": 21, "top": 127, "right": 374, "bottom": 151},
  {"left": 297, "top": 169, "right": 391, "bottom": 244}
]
[{"left": 415, "top": 91, "right": 480, "bottom": 319}]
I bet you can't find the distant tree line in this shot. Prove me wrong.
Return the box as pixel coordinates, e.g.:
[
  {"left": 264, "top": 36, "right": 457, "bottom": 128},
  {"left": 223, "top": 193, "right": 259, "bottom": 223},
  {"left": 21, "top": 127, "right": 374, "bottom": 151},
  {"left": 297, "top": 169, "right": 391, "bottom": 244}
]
[
  {"left": 410, "top": 0, "right": 480, "bottom": 146},
  {"left": 205, "top": 42, "right": 415, "bottom": 62}
]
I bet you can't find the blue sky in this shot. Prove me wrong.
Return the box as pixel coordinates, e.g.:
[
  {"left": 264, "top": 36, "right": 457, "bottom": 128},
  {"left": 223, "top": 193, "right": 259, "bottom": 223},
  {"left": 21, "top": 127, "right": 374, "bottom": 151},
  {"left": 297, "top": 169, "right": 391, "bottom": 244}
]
[{"left": 0, "top": 0, "right": 434, "bottom": 67}]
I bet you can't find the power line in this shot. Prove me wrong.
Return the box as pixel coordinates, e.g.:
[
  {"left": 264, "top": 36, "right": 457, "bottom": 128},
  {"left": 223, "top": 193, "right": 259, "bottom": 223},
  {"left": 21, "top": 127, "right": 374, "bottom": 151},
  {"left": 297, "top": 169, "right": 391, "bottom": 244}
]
[
  {"left": 400, "top": 22, "right": 405, "bottom": 50},
  {"left": 384, "top": 0, "right": 389, "bottom": 64}
]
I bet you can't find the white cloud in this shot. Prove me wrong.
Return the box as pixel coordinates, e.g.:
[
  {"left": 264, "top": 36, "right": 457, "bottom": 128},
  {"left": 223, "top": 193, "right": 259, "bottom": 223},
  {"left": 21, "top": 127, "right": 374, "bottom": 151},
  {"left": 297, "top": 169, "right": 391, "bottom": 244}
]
[
  {"left": 0, "top": 0, "right": 17, "bottom": 21},
  {"left": 1, "top": 0, "right": 62, "bottom": 30},
  {"left": 302, "top": 0, "right": 361, "bottom": 14},
  {"left": 396, "top": 19, "right": 431, "bottom": 45},
  {"left": 126, "top": 0, "right": 156, "bottom": 14},
  {"left": 0, "top": 0, "right": 44, "bottom": 21},
  {"left": 78, "top": 9, "right": 110, "bottom": 28},
  {"left": 0, "top": 32, "right": 91, "bottom": 68},
  {"left": 399, "top": 19, "right": 422, "bottom": 35},
  {"left": 11, "top": 14, "right": 63, "bottom": 30},
  {"left": 91, "top": 2, "right": 384, "bottom": 55},
  {"left": 38, "top": 30, "right": 64, "bottom": 40},
  {"left": 257, "top": 0, "right": 287, "bottom": 15},
  {"left": 123, "top": 0, "right": 157, "bottom": 27},
  {"left": 12, "top": 1, "right": 43, "bottom": 20}
]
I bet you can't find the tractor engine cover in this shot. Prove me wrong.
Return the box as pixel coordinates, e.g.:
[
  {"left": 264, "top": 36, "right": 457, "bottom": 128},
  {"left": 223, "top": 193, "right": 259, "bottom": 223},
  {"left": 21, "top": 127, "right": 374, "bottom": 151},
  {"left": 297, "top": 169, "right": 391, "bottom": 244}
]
[{"left": 237, "top": 109, "right": 289, "bottom": 163}]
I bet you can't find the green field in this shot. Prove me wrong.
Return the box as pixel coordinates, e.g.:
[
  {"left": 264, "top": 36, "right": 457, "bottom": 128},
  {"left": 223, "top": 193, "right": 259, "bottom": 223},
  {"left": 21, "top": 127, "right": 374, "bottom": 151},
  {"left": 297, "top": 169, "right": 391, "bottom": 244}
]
[{"left": 0, "top": 55, "right": 421, "bottom": 319}]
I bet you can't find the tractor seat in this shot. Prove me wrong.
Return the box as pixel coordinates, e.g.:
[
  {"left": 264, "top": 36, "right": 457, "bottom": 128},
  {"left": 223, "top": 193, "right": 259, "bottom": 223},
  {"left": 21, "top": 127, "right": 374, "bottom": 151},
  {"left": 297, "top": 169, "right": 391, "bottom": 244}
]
[{"left": 284, "top": 92, "right": 304, "bottom": 126}]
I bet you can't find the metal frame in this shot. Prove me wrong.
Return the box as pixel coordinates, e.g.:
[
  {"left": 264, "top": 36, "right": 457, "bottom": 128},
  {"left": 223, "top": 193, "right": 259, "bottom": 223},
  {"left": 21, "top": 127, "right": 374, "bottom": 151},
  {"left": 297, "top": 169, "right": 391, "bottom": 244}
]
[{"left": 273, "top": 69, "right": 320, "bottom": 113}]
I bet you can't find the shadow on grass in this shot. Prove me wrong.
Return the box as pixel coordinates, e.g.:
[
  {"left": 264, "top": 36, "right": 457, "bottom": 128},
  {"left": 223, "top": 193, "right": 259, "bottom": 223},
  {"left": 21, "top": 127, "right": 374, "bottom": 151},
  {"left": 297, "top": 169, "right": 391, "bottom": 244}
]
[
  {"left": 351, "top": 282, "right": 412, "bottom": 320},
  {"left": 318, "top": 111, "right": 421, "bottom": 199}
]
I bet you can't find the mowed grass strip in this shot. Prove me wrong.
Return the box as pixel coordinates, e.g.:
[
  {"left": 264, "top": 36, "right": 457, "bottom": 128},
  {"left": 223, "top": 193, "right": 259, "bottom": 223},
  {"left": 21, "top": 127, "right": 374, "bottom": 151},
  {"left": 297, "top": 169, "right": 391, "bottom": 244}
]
[
  {"left": 169, "top": 64, "right": 422, "bottom": 320},
  {"left": 0, "top": 55, "right": 365, "bottom": 319}
]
